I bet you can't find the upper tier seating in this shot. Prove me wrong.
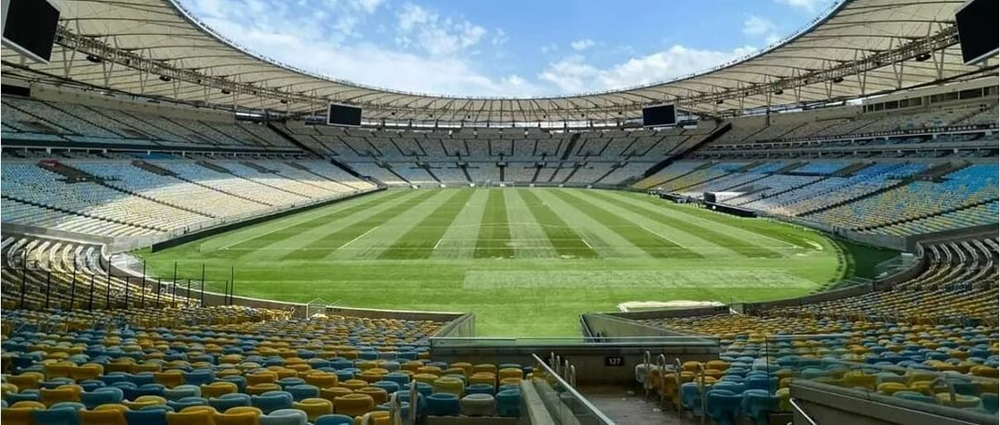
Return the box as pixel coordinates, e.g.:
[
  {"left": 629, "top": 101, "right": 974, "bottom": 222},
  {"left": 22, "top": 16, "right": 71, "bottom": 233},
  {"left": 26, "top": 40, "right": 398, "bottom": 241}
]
[{"left": 1, "top": 96, "right": 302, "bottom": 151}]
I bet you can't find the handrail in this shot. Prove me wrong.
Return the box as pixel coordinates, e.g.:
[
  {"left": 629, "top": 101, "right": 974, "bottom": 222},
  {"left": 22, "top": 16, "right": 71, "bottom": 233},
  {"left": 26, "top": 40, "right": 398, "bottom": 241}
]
[
  {"left": 642, "top": 351, "right": 652, "bottom": 399},
  {"left": 673, "top": 358, "right": 683, "bottom": 418},
  {"left": 696, "top": 363, "right": 708, "bottom": 425},
  {"left": 656, "top": 354, "right": 667, "bottom": 404},
  {"left": 788, "top": 397, "right": 819, "bottom": 425},
  {"left": 387, "top": 391, "right": 402, "bottom": 425},
  {"left": 408, "top": 380, "right": 418, "bottom": 425},
  {"left": 530, "top": 353, "right": 616, "bottom": 425}
]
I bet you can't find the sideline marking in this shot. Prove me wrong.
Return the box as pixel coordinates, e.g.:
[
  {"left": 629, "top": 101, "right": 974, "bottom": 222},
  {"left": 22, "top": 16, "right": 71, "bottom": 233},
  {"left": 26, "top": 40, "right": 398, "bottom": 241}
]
[
  {"left": 638, "top": 224, "right": 687, "bottom": 249},
  {"left": 341, "top": 226, "right": 379, "bottom": 248}
]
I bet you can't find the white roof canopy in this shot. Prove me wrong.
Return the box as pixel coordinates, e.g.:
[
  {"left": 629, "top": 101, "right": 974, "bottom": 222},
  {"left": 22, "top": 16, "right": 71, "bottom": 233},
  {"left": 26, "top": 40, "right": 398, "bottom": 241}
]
[{"left": 1, "top": 0, "right": 995, "bottom": 123}]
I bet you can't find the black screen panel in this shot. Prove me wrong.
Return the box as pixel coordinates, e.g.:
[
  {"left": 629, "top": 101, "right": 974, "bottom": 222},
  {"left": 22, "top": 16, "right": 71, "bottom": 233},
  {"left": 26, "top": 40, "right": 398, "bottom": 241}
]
[
  {"left": 956, "top": 0, "right": 999, "bottom": 65},
  {"left": 642, "top": 104, "right": 677, "bottom": 127},
  {"left": 327, "top": 103, "right": 362, "bottom": 127},
  {"left": 2, "top": 0, "right": 60, "bottom": 63}
]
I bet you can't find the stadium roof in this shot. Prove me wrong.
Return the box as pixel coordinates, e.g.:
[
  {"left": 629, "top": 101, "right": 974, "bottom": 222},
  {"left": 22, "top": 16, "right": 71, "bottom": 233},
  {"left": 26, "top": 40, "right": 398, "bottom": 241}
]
[{"left": 1, "top": 0, "right": 995, "bottom": 123}]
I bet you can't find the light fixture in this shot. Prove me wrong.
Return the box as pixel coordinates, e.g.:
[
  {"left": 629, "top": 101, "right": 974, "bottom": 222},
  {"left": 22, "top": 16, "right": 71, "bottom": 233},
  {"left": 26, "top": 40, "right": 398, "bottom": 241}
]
[
  {"left": 915, "top": 53, "right": 931, "bottom": 62},
  {"left": 221, "top": 89, "right": 231, "bottom": 94},
  {"left": 832, "top": 76, "right": 844, "bottom": 83},
  {"left": 774, "top": 89, "right": 784, "bottom": 95},
  {"left": 85, "top": 55, "right": 102, "bottom": 63},
  {"left": 158, "top": 75, "right": 171, "bottom": 82}
]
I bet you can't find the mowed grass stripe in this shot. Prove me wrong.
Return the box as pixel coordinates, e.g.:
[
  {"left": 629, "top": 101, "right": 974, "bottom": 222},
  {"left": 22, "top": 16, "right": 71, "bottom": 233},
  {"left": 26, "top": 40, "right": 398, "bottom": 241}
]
[
  {"left": 503, "top": 189, "right": 558, "bottom": 259},
  {"left": 516, "top": 189, "right": 598, "bottom": 258},
  {"left": 223, "top": 190, "right": 406, "bottom": 253},
  {"left": 551, "top": 190, "right": 701, "bottom": 259},
  {"left": 378, "top": 189, "right": 475, "bottom": 259},
  {"left": 430, "top": 190, "right": 489, "bottom": 259},
  {"left": 630, "top": 194, "right": 813, "bottom": 249},
  {"left": 585, "top": 191, "right": 782, "bottom": 258},
  {"left": 474, "top": 189, "right": 514, "bottom": 258},
  {"left": 285, "top": 190, "right": 440, "bottom": 260}
]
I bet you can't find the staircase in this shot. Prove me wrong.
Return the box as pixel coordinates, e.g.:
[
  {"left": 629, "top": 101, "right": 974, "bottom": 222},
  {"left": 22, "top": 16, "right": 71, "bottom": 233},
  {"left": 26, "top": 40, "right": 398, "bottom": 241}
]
[
  {"left": 560, "top": 134, "right": 581, "bottom": 161},
  {"left": 287, "top": 161, "right": 356, "bottom": 191},
  {"left": 132, "top": 160, "right": 177, "bottom": 176},
  {"left": 832, "top": 162, "right": 871, "bottom": 177},
  {"left": 636, "top": 122, "right": 732, "bottom": 185},
  {"left": 36, "top": 160, "right": 97, "bottom": 182},
  {"left": 196, "top": 160, "right": 232, "bottom": 174},
  {"left": 775, "top": 162, "right": 806, "bottom": 173},
  {"left": 560, "top": 164, "right": 582, "bottom": 184},
  {"left": 913, "top": 162, "right": 967, "bottom": 182},
  {"left": 240, "top": 161, "right": 272, "bottom": 173}
]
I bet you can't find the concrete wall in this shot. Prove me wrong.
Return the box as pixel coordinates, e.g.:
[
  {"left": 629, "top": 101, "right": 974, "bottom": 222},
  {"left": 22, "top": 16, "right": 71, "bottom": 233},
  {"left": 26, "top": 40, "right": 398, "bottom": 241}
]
[
  {"left": 906, "top": 224, "right": 998, "bottom": 250},
  {"left": 582, "top": 313, "right": 722, "bottom": 339},
  {"left": 324, "top": 305, "right": 466, "bottom": 322},
  {"left": 603, "top": 306, "right": 731, "bottom": 321},
  {"left": 429, "top": 341, "right": 719, "bottom": 385},
  {"left": 434, "top": 313, "right": 477, "bottom": 338}
]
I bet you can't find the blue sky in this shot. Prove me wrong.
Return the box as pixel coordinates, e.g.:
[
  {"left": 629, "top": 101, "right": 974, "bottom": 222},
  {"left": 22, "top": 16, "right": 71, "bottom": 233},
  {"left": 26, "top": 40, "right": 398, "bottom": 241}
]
[{"left": 180, "top": 0, "right": 839, "bottom": 97}]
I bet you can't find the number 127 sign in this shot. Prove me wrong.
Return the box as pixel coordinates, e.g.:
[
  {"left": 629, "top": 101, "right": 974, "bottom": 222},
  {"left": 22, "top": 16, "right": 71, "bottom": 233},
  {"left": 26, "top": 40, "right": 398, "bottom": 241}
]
[{"left": 604, "top": 356, "right": 625, "bottom": 366}]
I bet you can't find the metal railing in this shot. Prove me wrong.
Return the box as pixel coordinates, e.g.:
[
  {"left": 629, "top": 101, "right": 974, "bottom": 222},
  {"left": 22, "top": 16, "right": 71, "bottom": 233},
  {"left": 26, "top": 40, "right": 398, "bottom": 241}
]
[
  {"left": 531, "top": 353, "right": 616, "bottom": 425},
  {"left": 788, "top": 398, "right": 819, "bottom": 425}
]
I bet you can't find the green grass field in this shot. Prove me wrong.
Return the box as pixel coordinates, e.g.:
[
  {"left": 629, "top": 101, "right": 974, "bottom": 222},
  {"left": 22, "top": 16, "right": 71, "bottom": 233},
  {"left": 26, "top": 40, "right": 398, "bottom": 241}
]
[{"left": 136, "top": 188, "right": 894, "bottom": 336}]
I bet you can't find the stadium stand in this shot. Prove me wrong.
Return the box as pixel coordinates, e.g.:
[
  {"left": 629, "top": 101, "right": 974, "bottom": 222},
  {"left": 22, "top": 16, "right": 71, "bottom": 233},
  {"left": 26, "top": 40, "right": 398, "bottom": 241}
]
[
  {"left": 631, "top": 238, "right": 998, "bottom": 423},
  {"left": 0, "top": 20, "right": 997, "bottom": 423},
  {"left": 804, "top": 164, "right": 999, "bottom": 231}
]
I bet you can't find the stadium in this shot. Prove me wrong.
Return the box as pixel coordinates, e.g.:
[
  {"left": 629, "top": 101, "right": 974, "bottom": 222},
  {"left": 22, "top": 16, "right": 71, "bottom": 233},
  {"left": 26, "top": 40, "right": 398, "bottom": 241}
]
[{"left": 0, "top": 0, "right": 997, "bottom": 422}]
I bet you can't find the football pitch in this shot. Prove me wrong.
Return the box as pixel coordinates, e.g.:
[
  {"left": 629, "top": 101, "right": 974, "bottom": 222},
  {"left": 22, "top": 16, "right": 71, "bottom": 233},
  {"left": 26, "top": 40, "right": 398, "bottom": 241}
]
[{"left": 137, "top": 188, "right": 891, "bottom": 336}]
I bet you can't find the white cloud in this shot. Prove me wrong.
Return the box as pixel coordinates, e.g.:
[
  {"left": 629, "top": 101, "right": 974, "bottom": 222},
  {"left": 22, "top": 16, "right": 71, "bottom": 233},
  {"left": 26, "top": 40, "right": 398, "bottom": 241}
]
[
  {"left": 538, "top": 55, "right": 600, "bottom": 93},
  {"left": 395, "top": 3, "right": 487, "bottom": 56},
  {"left": 180, "top": 0, "right": 768, "bottom": 97},
  {"left": 187, "top": 0, "right": 543, "bottom": 97},
  {"left": 539, "top": 45, "right": 759, "bottom": 92},
  {"left": 570, "top": 39, "right": 595, "bottom": 51},
  {"left": 491, "top": 29, "right": 508, "bottom": 46},
  {"left": 775, "top": 0, "right": 828, "bottom": 12},
  {"left": 742, "top": 15, "right": 775, "bottom": 36}
]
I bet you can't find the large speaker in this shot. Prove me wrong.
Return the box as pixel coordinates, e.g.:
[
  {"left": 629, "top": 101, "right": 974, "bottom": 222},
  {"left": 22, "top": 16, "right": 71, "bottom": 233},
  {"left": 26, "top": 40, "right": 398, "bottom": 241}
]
[
  {"left": 955, "top": 0, "right": 999, "bottom": 65},
  {"left": 1, "top": 0, "right": 61, "bottom": 63}
]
